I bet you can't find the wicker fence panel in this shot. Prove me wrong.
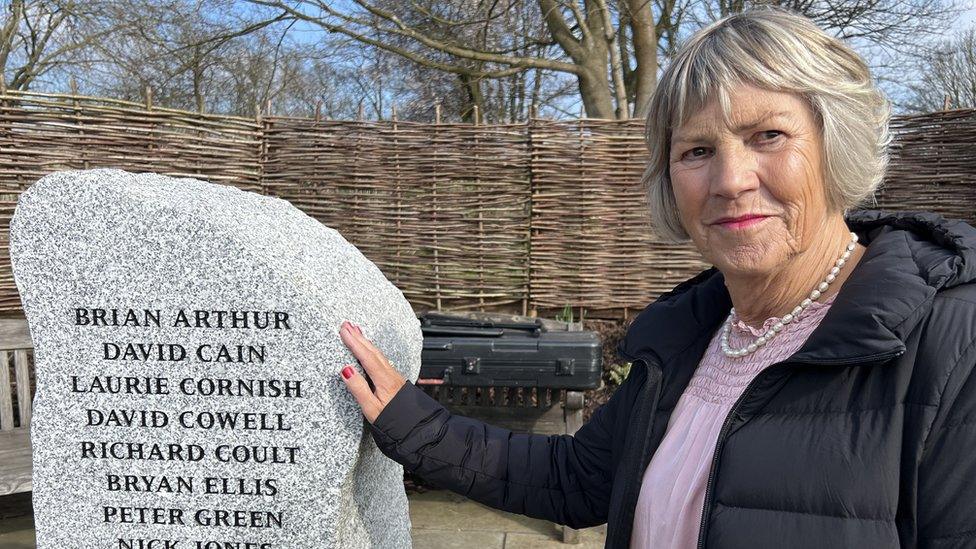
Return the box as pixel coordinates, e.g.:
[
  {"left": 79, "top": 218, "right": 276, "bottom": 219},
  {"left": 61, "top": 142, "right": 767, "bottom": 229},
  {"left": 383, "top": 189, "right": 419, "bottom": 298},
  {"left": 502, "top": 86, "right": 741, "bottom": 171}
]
[
  {"left": 262, "top": 118, "right": 532, "bottom": 312},
  {"left": 0, "top": 89, "right": 973, "bottom": 317},
  {"left": 879, "top": 110, "right": 976, "bottom": 223},
  {"left": 0, "top": 90, "right": 262, "bottom": 312},
  {"left": 529, "top": 119, "right": 708, "bottom": 310}
]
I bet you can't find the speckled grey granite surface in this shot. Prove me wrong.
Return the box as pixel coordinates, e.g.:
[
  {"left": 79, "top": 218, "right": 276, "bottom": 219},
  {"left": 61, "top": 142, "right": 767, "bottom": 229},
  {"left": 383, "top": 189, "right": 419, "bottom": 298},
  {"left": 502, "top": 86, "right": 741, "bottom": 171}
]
[{"left": 9, "top": 169, "right": 421, "bottom": 548}]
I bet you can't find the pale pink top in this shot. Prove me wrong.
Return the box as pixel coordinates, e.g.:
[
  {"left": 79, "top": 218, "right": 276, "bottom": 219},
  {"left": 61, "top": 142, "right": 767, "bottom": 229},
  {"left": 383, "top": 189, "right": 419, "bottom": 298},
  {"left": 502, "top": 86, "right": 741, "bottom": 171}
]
[{"left": 629, "top": 292, "right": 837, "bottom": 549}]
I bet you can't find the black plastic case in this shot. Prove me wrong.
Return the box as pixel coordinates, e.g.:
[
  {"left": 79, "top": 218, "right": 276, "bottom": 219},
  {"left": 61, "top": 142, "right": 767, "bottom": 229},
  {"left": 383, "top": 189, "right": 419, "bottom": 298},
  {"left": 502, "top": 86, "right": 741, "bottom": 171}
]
[{"left": 417, "top": 312, "right": 603, "bottom": 390}]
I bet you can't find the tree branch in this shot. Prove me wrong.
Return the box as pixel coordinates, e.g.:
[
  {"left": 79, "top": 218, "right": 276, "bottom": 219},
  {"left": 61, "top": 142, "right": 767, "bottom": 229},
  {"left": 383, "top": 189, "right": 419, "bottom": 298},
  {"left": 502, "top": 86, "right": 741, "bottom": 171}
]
[
  {"left": 536, "top": 0, "right": 587, "bottom": 60},
  {"left": 244, "top": 0, "right": 578, "bottom": 74}
]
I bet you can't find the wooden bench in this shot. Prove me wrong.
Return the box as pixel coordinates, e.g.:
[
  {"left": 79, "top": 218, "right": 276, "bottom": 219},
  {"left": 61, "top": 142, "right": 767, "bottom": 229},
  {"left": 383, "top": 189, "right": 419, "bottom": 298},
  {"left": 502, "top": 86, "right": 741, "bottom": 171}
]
[{"left": 0, "top": 318, "right": 36, "bottom": 497}]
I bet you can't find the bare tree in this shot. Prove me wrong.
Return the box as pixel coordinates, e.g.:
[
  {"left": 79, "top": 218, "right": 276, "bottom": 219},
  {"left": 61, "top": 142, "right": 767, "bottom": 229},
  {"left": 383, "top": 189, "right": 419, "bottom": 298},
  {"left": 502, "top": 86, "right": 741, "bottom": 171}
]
[
  {"left": 767, "top": 0, "right": 960, "bottom": 56},
  {"left": 73, "top": 0, "right": 306, "bottom": 115},
  {"left": 367, "top": 1, "right": 580, "bottom": 123},
  {"left": 697, "top": 0, "right": 930, "bottom": 45},
  {"left": 243, "top": 0, "right": 668, "bottom": 120},
  {"left": 903, "top": 27, "right": 976, "bottom": 112},
  {"left": 0, "top": 0, "right": 121, "bottom": 91},
  {"left": 240, "top": 0, "right": 965, "bottom": 120},
  {"left": 7, "top": 0, "right": 966, "bottom": 120},
  {"left": 682, "top": 0, "right": 966, "bottom": 109}
]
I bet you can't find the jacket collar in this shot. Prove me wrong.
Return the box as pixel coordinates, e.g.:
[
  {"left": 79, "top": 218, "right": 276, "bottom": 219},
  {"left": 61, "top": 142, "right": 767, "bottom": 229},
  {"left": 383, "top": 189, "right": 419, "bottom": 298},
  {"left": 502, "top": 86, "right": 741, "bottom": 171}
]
[{"left": 618, "top": 210, "right": 976, "bottom": 368}]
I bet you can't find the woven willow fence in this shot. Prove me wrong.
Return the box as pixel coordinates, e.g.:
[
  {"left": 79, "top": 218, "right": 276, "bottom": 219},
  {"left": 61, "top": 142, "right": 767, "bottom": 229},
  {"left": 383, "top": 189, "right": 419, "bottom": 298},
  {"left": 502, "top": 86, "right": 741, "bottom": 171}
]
[{"left": 1, "top": 89, "right": 974, "bottom": 318}]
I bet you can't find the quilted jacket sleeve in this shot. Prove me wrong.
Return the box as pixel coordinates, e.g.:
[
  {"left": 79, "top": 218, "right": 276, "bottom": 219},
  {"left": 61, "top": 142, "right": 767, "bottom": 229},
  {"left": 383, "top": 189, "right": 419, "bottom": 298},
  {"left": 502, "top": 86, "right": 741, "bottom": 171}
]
[
  {"left": 366, "top": 370, "right": 643, "bottom": 529},
  {"left": 918, "top": 338, "right": 976, "bottom": 548}
]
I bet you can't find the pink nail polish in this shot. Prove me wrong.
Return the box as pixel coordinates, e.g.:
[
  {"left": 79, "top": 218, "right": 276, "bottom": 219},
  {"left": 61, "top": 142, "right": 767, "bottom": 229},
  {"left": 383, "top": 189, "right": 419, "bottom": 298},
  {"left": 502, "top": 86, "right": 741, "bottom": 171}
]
[{"left": 354, "top": 324, "right": 363, "bottom": 335}]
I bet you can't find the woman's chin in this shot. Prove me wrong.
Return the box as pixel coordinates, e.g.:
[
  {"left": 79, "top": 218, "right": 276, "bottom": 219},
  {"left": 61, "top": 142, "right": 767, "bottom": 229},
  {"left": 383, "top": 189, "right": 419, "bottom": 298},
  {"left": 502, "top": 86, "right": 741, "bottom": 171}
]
[{"left": 709, "top": 246, "right": 781, "bottom": 278}]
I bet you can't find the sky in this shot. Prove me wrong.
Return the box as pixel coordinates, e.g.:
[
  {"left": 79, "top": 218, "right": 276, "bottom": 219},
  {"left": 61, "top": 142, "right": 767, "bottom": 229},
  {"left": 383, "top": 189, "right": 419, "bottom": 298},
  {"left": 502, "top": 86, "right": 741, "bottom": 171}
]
[{"left": 958, "top": 3, "right": 976, "bottom": 29}]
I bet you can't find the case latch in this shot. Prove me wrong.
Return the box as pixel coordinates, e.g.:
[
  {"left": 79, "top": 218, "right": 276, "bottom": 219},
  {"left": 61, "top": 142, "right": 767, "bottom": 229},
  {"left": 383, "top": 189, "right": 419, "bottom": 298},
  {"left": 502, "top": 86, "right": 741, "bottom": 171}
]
[{"left": 463, "top": 356, "right": 481, "bottom": 374}]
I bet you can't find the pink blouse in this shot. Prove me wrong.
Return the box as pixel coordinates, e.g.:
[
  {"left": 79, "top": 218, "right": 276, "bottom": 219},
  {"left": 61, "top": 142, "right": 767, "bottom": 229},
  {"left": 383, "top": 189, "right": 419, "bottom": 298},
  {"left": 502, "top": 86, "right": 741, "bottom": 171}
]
[{"left": 629, "top": 293, "right": 837, "bottom": 548}]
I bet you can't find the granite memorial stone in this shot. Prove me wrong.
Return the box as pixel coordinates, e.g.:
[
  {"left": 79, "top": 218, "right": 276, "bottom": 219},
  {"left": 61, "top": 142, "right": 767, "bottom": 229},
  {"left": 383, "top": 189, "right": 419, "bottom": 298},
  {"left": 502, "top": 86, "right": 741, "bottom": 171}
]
[{"left": 9, "top": 168, "right": 422, "bottom": 548}]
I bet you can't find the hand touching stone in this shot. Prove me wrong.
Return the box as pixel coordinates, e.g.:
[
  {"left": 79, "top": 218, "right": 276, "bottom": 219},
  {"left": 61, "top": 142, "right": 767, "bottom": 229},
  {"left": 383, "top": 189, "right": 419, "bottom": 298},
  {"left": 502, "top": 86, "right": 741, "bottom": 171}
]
[{"left": 338, "top": 320, "right": 407, "bottom": 423}]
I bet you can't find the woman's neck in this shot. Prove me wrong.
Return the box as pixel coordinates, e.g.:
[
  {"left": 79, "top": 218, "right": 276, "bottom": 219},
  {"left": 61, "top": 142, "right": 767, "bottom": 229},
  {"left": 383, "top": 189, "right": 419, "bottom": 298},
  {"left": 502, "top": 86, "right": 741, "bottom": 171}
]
[{"left": 723, "top": 220, "right": 866, "bottom": 329}]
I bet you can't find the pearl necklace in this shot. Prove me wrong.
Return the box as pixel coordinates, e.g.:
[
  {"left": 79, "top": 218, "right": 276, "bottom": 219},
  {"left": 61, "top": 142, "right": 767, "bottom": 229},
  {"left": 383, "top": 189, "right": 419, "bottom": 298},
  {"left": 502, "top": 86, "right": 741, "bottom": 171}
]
[{"left": 721, "top": 231, "right": 858, "bottom": 358}]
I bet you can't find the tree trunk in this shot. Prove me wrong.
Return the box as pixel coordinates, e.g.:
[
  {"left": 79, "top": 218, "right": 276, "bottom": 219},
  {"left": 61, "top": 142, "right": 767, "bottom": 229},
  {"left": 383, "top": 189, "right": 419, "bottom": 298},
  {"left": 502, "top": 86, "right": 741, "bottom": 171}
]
[
  {"left": 577, "top": 61, "right": 616, "bottom": 119},
  {"left": 459, "top": 73, "right": 486, "bottom": 123},
  {"left": 628, "top": 0, "right": 659, "bottom": 118}
]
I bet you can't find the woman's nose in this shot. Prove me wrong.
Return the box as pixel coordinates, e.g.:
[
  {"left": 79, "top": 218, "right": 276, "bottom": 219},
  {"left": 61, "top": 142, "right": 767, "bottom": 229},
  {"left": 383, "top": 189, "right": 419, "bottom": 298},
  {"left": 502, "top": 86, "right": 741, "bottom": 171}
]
[{"left": 709, "top": 147, "right": 759, "bottom": 199}]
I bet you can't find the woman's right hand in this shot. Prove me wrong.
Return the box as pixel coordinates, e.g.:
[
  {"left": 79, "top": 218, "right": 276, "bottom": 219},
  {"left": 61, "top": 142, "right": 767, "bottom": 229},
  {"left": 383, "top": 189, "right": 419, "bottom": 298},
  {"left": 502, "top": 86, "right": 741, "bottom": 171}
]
[{"left": 338, "top": 320, "right": 407, "bottom": 424}]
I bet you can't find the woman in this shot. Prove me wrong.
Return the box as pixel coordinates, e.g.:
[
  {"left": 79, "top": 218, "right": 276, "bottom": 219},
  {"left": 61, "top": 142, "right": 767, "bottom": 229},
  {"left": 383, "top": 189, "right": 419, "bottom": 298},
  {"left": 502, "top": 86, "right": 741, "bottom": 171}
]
[{"left": 338, "top": 6, "right": 976, "bottom": 548}]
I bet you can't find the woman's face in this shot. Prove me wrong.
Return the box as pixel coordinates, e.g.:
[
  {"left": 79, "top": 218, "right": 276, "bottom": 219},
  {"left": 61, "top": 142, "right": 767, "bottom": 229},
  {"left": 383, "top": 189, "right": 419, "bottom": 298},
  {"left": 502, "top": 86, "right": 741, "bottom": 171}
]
[{"left": 668, "top": 82, "right": 832, "bottom": 277}]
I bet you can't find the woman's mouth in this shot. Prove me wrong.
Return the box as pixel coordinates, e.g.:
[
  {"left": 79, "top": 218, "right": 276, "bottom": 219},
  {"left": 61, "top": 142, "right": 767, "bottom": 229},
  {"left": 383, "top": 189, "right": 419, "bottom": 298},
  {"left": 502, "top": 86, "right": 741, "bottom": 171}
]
[{"left": 713, "top": 214, "right": 771, "bottom": 230}]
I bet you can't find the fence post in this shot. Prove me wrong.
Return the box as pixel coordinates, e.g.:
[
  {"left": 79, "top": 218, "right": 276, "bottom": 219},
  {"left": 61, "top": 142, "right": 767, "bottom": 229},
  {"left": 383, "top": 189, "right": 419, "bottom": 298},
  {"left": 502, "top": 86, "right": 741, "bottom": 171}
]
[
  {"left": 69, "top": 77, "right": 89, "bottom": 170},
  {"left": 474, "top": 104, "right": 485, "bottom": 311},
  {"left": 432, "top": 103, "right": 442, "bottom": 311},
  {"left": 575, "top": 105, "right": 587, "bottom": 311},
  {"left": 0, "top": 76, "right": 7, "bottom": 145},
  {"left": 256, "top": 100, "right": 269, "bottom": 196},
  {"left": 145, "top": 86, "right": 156, "bottom": 161},
  {"left": 524, "top": 105, "right": 537, "bottom": 316},
  {"left": 391, "top": 102, "right": 402, "bottom": 290}
]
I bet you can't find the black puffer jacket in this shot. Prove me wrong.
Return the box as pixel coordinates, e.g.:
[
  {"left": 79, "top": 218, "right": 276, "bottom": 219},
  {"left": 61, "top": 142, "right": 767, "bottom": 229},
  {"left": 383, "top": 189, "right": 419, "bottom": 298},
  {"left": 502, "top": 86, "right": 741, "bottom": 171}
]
[{"left": 368, "top": 210, "right": 976, "bottom": 548}]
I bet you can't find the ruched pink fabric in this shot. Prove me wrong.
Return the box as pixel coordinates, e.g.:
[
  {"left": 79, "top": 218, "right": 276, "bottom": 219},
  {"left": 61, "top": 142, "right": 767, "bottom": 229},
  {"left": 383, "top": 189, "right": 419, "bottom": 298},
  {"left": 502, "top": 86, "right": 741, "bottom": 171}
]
[{"left": 629, "top": 292, "right": 837, "bottom": 548}]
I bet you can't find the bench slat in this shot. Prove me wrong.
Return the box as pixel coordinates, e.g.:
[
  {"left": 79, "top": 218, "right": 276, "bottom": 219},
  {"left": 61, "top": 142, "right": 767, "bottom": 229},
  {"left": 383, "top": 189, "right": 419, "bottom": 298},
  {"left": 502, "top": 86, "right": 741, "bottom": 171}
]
[
  {"left": 14, "top": 349, "right": 31, "bottom": 428},
  {"left": 0, "top": 318, "right": 33, "bottom": 351},
  {"left": 0, "top": 352, "right": 13, "bottom": 431},
  {"left": 0, "top": 428, "right": 33, "bottom": 495}
]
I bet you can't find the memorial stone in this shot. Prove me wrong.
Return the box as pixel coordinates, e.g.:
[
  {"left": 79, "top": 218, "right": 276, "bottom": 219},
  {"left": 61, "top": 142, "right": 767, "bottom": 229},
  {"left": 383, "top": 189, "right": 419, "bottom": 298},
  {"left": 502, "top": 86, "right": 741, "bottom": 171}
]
[{"left": 10, "top": 168, "right": 422, "bottom": 548}]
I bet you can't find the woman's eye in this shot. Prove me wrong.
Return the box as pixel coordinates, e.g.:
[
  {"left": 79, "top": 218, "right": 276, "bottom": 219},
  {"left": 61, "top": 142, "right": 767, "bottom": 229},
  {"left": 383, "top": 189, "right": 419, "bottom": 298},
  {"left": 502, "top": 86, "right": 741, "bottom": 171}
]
[
  {"left": 757, "top": 130, "right": 784, "bottom": 142},
  {"left": 682, "top": 147, "right": 709, "bottom": 160}
]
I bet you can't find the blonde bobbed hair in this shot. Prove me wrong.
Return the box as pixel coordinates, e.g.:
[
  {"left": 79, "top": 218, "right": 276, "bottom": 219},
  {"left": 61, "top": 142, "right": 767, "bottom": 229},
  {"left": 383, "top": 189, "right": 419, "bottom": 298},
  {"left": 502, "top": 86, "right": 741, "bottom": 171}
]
[{"left": 643, "top": 5, "right": 892, "bottom": 242}]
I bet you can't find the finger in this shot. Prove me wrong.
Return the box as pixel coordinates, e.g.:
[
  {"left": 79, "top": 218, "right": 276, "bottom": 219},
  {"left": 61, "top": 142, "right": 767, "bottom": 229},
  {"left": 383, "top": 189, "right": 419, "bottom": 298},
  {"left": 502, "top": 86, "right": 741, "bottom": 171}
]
[
  {"left": 340, "top": 365, "right": 381, "bottom": 423},
  {"left": 339, "top": 323, "right": 376, "bottom": 368},
  {"left": 339, "top": 322, "right": 406, "bottom": 404},
  {"left": 339, "top": 322, "right": 395, "bottom": 381},
  {"left": 347, "top": 323, "right": 391, "bottom": 370},
  {"left": 349, "top": 325, "right": 407, "bottom": 398},
  {"left": 363, "top": 370, "right": 376, "bottom": 393}
]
